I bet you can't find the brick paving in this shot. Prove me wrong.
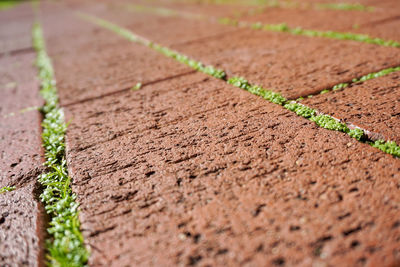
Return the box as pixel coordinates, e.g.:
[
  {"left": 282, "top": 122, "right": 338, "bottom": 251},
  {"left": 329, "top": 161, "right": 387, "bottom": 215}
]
[{"left": 1, "top": 0, "right": 400, "bottom": 266}]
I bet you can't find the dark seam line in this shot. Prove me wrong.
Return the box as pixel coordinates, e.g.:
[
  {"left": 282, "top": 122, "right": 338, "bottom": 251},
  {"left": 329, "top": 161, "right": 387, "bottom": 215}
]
[
  {"left": 357, "top": 14, "right": 400, "bottom": 28},
  {"left": 61, "top": 69, "right": 197, "bottom": 107},
  {"left": 0, "top": 46, "right": 34, "bottom": 57}
]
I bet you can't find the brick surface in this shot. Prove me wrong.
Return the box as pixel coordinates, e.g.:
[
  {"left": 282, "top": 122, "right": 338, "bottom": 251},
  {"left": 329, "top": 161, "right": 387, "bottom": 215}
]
[
  {"left": 0, "top": 183, "right": 46, "bottom": 267},
  {"left": 0, "top": 6, "right": 46, "bottom": 266},
  {"left": 2, "top": 1, "right": 398, "bottom": 266},
  {"left": 40, "top": 5, "right": 193, "bottom": 105},
  {"left": 0, "top": 3, "right": 34, "bottom": 54},
  {"left": 63, "top": 74, "right": 400, "bottom": 266}
]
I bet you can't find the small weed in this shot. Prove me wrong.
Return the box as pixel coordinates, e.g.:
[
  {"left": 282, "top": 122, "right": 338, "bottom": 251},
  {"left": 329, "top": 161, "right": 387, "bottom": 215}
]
[
  {"left": 370, "top": 140, "right": 400, "bottom": 158},
  {"left": 332, "top": 83, "right": 349, "bottom": 91},
  {"left": 0, "top": 186, "right": 15, "bottom": 194},
  {"left": 352, "top": 66, "right": 400, "bottom": 83},
  {"left": 132, "top": 82, "right": 142, "bottom": 91},
  {"left": 348, "top": 128, "right": 364, "bottom": 141},
  {"left": 301, "top": 65, "right": 400, "bottom": 98},
  {"left": 315, "top": 3, "right": 373, "bottom": 11}
]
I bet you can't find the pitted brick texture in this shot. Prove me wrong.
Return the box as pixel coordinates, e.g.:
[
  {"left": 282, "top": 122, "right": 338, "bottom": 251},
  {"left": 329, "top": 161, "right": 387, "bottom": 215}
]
[
  {"left": 0, "top": 52, "right": 42, "bottom": 116},
  {"left": 40, "top": 6, "right": 191, "bottom": 105},
  {"left": 0, "top": 112, "right": 44, "bottom": 188},
  {"left": 64, "top": 76, "right": 400, "bottom": 266},
  {"left": 0, "top": 183, "right": 45, "bottom": 267},
  {"left": 34, "top": 1, "right": 400, "bottom": 266},
  {"left": 91, "top": 1, "right": 239, "bottom": 46},
  {"left": 0, "top": 43, "right": 44, "bottom": 189},
  {"left": 0, "top": 3, "right": 34, "bottom": 54}
]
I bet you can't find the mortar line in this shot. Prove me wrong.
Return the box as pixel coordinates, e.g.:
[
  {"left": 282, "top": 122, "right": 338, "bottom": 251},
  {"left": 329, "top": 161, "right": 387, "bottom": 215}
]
[
  {"left": 32, "top": 17, "right": 89, "bottom": 266},
  {"left": 294, "top": 64, "right": 400, "bottom": 100},
  {"left": 121, "top": 3, "right": 400, "bottom": 48},
  {"left": 155, "top": 0, "right": 374, "bottom": 12},
  {"left": 234, "top": 1, "right": 375, "bottom": 19},
  {"left": 77, "top": 12, "right": 400, "bottom": 158},
  {"left": 355, "top": 14, "right": 400, "bottom": 29},
  {"left": 61, "top": 69, "right": 197, "bottom": 108},
  {"left": 122, "top": 3, "right": 400, "bottom": 97}
]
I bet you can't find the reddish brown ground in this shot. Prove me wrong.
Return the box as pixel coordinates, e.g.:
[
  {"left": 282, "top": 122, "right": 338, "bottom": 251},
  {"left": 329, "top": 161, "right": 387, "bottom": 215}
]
[
  {"left": 0, "top": 3, "right": 46, "bottom": 266},
  {"left": 2, "top": 0, "right": 400, "bottom": 266}
]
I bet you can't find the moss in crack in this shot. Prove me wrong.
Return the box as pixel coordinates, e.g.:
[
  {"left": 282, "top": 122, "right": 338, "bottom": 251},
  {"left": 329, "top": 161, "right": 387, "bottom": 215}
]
[
  {"left": 33, "top": 22, "right": 89, "bottom": 266},
  {"left": 120, "top": 3, "right": 393, "bottom": 48},
  {"left": 79, "top": 13, "right": 226, "bottom": 80},
  {"left": 79, "top": 13, "right": 400, "bottom": 159},
  {"left": 282, "top": 27, "right": 400, "bottom": 47},
  {"left": 310, "top": 114, "right": 349, "bottom": 132},
  {"left": 348, "top": 128, "right": 364, "bottom": 141},
  {"left": 370, "top": 140, "right": 400, "bottom": 158},
  {"left": 352, "top": 66, "right": 400, "bottom": 83},
  {"left": 315, "top": 3, "right": 374, "bottom": 11},
  {"left": 132, "top": 83, "right": 142, "bottom": 91},
  {"left": 218, "top": 17, "right": 239, "bottom": 26},
  {"left": 227, "top": 77, "right": 287, "bottom": 105},
  {"left": 0, "top": 186, "right": 16, "bottom": 194},
  {"left": 332, "top": 82, "right": 349, "bottom": 91},
  {"left": 284, "top": 102, "right": 316, "bottom": 118},
  {"left": 297, "top": 65, "right": 400, "bottom": 99}
]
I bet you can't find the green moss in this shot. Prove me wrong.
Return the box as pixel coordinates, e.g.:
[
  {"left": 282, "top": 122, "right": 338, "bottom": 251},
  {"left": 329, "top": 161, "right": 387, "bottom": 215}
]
[
  {"left": 284, "top": 27, "right": 400, "bottom": 48},
  {"left": 370, "top": 140, "right": 400, "bottom": 158},
  {"left": 0, "top": 186, "right": 15, "bottom": 194},
  {"left": 227, "top": 77, "right": 286, "bottom": 105},
  {"left": 0, "top": 0, "right": 20, "bottom": 11},
  {"left": 33, "top": 22, "right": 89, "bottom": 266},
  {"left": 218, "top": 17, "right": 239, "bottom": 26},
  {"left": 132, "top": 83, "right": 142, "bottom": 91},
  {"left": 215, "top": 17, "right": 400, "bottom": 48},
  {"left": 302, "top": 65, "right": 400, "bottom": 98},
  {"left": 352, "top": 66, "right": 400, "bottom": 83},
  {"left": 310, "top": 114, "right": 349, "bottom": 132},
  {"left": 315, "top": 3, "right": 373, "bottom": 11},
  {"left": 332, "top": 83, "right": 349, "bottom": 91},
  {"left": 264, "top": 23, "right": 289, "bottom": 32},
  {"left": 118, "top": 2, "right": 394, "bottom": 48},
  {"left": 227, "top": 76, "right": 251, "bottom": 89},
  {"left": 348, "top": 128, "right": 364, "bottom": 141},
  {"left": 284, "top": 102, "right": 316, "bottom": 118}
]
